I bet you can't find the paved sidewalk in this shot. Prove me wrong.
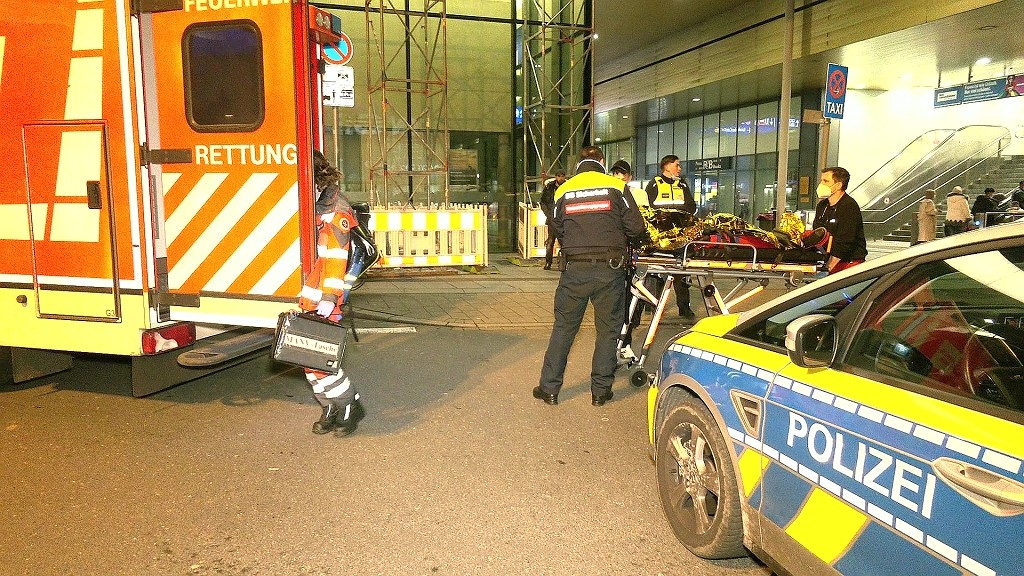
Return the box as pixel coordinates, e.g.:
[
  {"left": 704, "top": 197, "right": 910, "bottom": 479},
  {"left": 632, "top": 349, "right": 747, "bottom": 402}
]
[
  {"left": 350, "top": 241, "right": 909, "bottom": 330},
  {"left": 351, "top": 255, "right": 567, "bottom": 329}
]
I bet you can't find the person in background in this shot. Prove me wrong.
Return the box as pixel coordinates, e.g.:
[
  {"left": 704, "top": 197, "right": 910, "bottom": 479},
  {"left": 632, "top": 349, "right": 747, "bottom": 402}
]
[
  {"left": 609, "top": 160, "right": 647, "bottom": 365},
  {"left": 534, "top": 147, "right": 645, "bottom": 408},
  {"left": 299, "top": 151, "right": 366, "bottom": 437},
  {"left": 540, "top": 171, "right": 567, "bottom": 270},
  {"left": 915, "top": 189, "right": 937, "bottom": 245},
  {"left": 972, "top": 187, "right": 997, "bottom": 227},
  {"left": 1010, "top": 180, "right": 1024, "bottom": 208},
  {"left": 812, "top": 166, "right": 867, "bottom": 274},
  {"left": 943, "top": 185, "right": 971, "bottom": 236},
  {"left": 644, "top": 154, "right": 696, "bottom": 320}
]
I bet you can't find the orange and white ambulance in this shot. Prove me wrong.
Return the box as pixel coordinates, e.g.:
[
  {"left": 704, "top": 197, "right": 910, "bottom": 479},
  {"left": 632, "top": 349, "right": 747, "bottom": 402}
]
[{"left": 0, "top": 0, "right": 344, "bottom": 395}]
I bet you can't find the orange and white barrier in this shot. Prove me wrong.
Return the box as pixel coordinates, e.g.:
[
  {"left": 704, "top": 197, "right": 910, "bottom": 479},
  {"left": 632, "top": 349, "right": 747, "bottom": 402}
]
[{"left": 368, "top": 205, "right": 488, "bottom": 268}]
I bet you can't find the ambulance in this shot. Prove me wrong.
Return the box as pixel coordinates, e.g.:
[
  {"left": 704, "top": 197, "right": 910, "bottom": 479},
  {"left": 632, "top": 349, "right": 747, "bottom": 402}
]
[{"left": 0, "top": 0, "right": 346, "bottom": 395}]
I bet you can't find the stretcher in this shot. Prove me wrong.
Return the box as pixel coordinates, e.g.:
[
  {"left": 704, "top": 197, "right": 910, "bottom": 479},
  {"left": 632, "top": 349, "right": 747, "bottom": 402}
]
[{"left": 618, "top": 240, "right": 824, "bottom": 384}]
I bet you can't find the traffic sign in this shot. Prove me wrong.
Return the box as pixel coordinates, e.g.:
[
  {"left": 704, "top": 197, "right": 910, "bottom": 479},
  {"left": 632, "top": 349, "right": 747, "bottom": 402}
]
[
  {"left": 823, "top": 63, "right": 848, "bottom": 119},
  {"left": 323, "top": 32, "right": 354, "bottom": 66}
]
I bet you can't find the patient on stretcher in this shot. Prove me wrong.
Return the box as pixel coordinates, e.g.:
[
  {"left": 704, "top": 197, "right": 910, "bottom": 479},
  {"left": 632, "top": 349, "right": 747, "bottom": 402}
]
[{"left": 637, "top": 208, "right": 827, "bottom": 265}]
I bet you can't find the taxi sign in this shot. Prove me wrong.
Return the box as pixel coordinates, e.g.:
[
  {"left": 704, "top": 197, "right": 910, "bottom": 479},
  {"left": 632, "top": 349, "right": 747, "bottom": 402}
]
[{"left": 824, "top": 63, "right": 848, "bottom": 119}]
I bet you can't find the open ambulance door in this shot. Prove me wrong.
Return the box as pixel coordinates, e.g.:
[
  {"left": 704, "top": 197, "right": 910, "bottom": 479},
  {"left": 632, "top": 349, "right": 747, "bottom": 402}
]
[{"left": 136, "top": 1, "right": 328, "bottom": 329}]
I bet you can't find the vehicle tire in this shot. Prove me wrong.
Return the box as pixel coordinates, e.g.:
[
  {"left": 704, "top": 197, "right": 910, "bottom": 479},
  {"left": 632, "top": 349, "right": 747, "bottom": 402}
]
[{"left": 656, "top": 398, "right": 745, "bottom": 559}]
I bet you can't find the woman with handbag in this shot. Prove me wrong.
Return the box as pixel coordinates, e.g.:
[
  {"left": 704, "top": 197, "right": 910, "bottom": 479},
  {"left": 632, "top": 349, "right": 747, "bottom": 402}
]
[{"left": 944, "top": 185, "right": 971, "bottom": 237}]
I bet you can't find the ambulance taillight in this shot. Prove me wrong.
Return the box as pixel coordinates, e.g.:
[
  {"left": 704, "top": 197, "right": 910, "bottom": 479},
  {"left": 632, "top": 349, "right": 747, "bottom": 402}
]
[{"left": 141, "top": 323, "right": 197, "bottom": 355}]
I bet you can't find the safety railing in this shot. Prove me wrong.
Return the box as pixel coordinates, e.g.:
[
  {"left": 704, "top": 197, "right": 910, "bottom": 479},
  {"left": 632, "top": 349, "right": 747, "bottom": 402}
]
[
  {"left": 856, "top": 125, "right": 1012, "bottom": 239},
  {"left": 368, "top": 205, "right": 489, "bottom": 268}
]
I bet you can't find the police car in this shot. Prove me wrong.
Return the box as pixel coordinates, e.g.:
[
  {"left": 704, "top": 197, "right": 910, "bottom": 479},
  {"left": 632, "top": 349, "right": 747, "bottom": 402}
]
[{"left": 645, "top": 223, "right": 1024, "bottom": 576}]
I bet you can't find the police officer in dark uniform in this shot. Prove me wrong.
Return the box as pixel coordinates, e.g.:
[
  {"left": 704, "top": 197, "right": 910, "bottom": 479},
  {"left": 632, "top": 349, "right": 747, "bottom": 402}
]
[
  {"left": 645, "top": 154, "right": 696, "bottom": 320},
  {"left": 533, "top": 146, "right": 646, "bottom": 407}
]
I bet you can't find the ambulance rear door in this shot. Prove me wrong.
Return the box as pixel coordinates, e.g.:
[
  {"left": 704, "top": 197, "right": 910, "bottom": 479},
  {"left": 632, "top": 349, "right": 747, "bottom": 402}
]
[{"left": 136, "top": 0, "right": 316, "bottom": 328}]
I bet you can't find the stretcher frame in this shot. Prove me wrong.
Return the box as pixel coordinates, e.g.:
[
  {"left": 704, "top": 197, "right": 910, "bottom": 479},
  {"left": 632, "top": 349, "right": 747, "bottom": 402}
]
[{"left": 618, "top": 240, "right": 823, "bottom": 379}]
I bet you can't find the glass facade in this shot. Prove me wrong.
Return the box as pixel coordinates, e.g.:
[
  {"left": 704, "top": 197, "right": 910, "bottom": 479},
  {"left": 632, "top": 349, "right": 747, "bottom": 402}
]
[
  {"left": 318, "top": 2, "right": 518, "bottom": 251},
  {"left": 633, "top": 93, "right": 821, "bottom": 223}
]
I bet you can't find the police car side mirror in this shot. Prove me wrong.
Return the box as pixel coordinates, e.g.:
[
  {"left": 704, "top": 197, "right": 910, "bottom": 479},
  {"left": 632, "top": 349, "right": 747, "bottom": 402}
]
[{"left": 785, "top": 314, "right": 838, "bottom": 368}]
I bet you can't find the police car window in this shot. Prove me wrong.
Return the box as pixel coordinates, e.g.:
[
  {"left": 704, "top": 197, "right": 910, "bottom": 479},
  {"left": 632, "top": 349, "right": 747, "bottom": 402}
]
[
  {"left": 848, "top": 247, "right": 1024, "bottom": 413},
  {"left": 736, "top": 278, "right": 875, "bottom": 347},
  {"left": 183, "top": 21, "right": 265, "bottom": 132}
]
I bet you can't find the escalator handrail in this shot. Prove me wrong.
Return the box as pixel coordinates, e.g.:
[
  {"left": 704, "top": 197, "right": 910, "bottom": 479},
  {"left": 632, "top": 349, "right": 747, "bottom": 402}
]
[{"left": 857, "top": 125, "right": 1010, "bottom": 213}]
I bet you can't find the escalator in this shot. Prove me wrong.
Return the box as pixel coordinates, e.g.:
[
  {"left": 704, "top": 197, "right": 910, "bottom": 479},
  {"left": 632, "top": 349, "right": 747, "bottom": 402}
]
[{"left": 848, "top": 125, "right": 1012, "bottom": 239}]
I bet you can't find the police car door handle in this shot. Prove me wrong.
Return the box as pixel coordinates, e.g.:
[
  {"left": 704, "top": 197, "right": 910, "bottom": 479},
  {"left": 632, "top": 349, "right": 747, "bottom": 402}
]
[{"left": 933, "top": 457, "right": 1024, "bottom": 513}]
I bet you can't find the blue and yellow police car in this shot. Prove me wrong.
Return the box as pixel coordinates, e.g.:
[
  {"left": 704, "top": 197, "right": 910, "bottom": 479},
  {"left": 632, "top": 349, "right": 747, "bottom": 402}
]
[{"left": 645, "top": 224, "right": 1024, "bottom": 576}]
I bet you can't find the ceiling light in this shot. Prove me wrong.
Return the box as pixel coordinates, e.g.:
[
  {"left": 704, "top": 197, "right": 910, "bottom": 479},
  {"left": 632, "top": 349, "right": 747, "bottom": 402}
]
[
  {"left": 621, "top": 115, "right": 629, "bottom": 119},
  {"left": 900, "top": 73, "right": 912, "bottom": 82},
  {"left": 976, "top": 57, "right": 992, "bottom": 66},
  {"left": 593, "top": 33, "right": 599, "bottom": 40},
  {"left": 595, "top": 137, "right": 602, "bottom": 142},
  {"left": 691, "top": 97, "right": 701, "bottom": 102}
]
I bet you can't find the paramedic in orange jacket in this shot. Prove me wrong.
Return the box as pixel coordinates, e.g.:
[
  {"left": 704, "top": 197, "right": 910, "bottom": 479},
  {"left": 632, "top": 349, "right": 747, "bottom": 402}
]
[{"left": 299, "top": 151, "right": 364, "bottom": 437}]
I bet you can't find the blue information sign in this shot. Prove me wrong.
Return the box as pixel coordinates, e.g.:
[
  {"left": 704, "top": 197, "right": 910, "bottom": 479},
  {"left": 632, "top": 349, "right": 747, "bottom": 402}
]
[
  {"left": 823, "top": 63, "right": 848, "bottom": 119},
  {"left": 962, "top": 77, "right": 1008, "bottom": 104},
  {"left": 933, "top": 85, "right": 964, "bottom": 108}
]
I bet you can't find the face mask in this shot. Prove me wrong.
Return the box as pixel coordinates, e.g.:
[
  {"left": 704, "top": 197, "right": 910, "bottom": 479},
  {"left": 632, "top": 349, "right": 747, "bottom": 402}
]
[{"left": 816, "top": 183, "right": 833, "bottom": 199}]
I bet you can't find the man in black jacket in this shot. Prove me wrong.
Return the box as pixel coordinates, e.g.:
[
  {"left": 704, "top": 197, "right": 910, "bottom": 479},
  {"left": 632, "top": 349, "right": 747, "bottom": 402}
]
[
  {"left": 540, "top": 170, "right": 566, "bottom": 269},
  {"left": 534, "top": 146, "right": 646, "bottom": 407},
  {"left": 972, "top": 187, "right": 997, "bottom": 227},
  {"left": 812, "top": 166, "right": 867, "bottom": 274}
]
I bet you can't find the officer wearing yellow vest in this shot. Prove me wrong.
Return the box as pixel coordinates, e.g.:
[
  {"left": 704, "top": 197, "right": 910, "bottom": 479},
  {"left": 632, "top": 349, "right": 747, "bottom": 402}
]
[
  {"left": 644, "top": 154, "right": 696, "bottom": 320},
  {"left": 533, "top": 147, "right": 646, "bottom": 407}
]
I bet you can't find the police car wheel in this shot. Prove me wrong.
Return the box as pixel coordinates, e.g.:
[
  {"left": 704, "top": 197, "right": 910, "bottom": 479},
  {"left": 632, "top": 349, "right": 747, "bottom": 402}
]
[{"left": 655, "top": 398, "right": 745, "bottom": 559}]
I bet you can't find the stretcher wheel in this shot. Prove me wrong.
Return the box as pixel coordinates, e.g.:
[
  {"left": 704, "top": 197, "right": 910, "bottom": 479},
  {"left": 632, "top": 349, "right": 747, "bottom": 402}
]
[
  {"left": 703, "top": 284, "right": 717, "bottom": 298},
  {"left": 631, "top": 370, "right": 653, "bottom": 387}
]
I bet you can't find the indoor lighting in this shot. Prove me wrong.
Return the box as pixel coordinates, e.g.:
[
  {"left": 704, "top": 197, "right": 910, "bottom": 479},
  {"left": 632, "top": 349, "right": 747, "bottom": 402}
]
[
  {"left": 691, "top": 97, "right": 701, "bottom": 102},
  {"left": 976, "top": 57, "right": 992, "bottom": 66}
]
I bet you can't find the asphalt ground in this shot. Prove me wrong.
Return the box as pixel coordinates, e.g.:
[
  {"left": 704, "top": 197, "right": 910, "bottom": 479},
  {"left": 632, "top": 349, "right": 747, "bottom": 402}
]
[{"left": 0, "top": 242, "right": 905, "bottom": 575}]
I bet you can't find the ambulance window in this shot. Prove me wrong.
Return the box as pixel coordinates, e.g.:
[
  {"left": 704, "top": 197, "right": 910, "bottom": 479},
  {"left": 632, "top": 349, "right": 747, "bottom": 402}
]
[
  {"left": 847, "top": 247, "right": 1024, "bottom": 414},
  {"left": 183, "top": 21, "right": 264, "bottom": 132}
]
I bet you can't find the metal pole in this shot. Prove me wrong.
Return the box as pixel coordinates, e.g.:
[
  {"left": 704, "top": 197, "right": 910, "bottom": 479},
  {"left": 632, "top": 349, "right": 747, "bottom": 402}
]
[
  {"left": 775, "top": 0, "right": 794, "bottom": 218},
  {"left": 819, "top": 118, "right": 831, "bottom": 172}
]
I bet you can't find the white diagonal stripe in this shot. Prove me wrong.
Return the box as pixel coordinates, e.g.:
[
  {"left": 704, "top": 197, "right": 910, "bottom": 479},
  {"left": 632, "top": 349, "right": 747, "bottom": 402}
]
[
  {"left": 72, "top": 9, "right": 104, "bottom": 51},
  {"left": 50, "top": 203, "right": 100, "bottom": 242},
  {"left": 161, "top": 172, "right": 182, "bottom": 196},
  {"left": 55, "top": 131, "right": 101, "bottom": 197},
  {"left": 168, "top": 173, "right": 276, "bottom": 289},
  {"left": 252, "top": 238, "right": 300, "bottom": 296},
  {"left": 0, "top": 204, "right": 38, "bottom": 240},
  {"left": 165, "top": 172, "right": 228, "bottom": 245},
  {"left": 204, "top": 182, "right": 297, "bottom": 292},
  {"left": 65, "top": 57, "right": 102, "bottom": 119},
  {"left": 0, "top": 37, "right": 6, "bottom": 93}
]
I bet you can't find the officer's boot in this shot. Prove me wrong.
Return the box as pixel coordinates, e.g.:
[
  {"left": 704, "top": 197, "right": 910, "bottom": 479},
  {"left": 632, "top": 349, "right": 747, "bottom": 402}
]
[{"left": 311, "top": 402, "right": 339, "bottom": 434}]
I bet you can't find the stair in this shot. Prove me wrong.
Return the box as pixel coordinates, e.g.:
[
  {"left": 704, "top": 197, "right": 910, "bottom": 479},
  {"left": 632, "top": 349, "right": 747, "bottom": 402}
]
[
  {"left": 882, "top": 155, "right": 1024, "bottom": 242},
  {"left": 965, "top": 155, "right": 1024, "bottom": 197}
]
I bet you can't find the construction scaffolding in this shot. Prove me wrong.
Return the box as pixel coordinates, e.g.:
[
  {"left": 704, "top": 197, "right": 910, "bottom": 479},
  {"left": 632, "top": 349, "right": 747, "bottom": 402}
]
[
  {"left": 364, "top": 0, "right": 449, "bottom": 207},
  {"left": 520, "top": 0, "right": 594, "bottom": 201}
]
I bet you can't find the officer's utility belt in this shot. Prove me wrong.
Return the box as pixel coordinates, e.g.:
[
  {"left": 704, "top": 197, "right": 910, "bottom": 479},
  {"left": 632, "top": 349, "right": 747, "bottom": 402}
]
[{"left": 563, "top": 250, "right": 625, "bottom": 270}]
